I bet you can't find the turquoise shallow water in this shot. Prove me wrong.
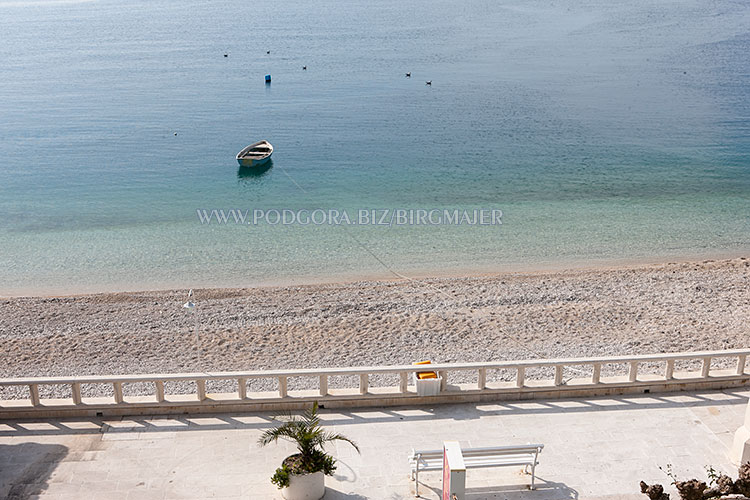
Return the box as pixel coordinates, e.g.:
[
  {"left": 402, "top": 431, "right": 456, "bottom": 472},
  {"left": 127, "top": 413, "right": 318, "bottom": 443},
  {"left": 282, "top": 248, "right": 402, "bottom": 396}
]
[{"left": 0, "top": 0, "right": 749, "bottom": 295}]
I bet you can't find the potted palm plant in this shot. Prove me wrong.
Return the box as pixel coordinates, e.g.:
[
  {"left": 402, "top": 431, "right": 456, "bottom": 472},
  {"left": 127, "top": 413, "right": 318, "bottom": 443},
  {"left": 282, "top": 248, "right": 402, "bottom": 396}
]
[{"left": 259, "top": 402, "right": 360, "bottom": 500}]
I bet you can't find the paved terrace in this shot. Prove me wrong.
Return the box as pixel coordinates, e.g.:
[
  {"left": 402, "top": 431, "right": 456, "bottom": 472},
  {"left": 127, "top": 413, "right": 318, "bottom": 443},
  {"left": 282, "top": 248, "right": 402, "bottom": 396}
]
[{"left": 1, "top": 388, "right": 748, "bottom": 500}]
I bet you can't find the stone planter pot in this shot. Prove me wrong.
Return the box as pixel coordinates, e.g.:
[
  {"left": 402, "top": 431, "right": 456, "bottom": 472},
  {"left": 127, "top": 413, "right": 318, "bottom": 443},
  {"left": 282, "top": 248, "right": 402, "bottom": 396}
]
[{"left": 281, "top": 470, "right": 325, "bottom": 500}]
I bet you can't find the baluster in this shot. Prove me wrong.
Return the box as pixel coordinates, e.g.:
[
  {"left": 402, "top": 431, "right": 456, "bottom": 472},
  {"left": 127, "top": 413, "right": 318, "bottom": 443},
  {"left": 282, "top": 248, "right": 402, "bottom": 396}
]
[
  {"left": 155, "top": 381, "right": 165, "bottom": 402},
  {"left": 554, "top": 365, "right": 564, "bottom": 386},
  {"left": 114, "top": 382, "right": 124, "bottom": 403},
  {"left": 477, "top": 368, "right": 487, "bottom": 390},
  {"left": 319, "top": 375, "right": 328, "bottom": 396},
  {"left": 278, "top": 376, "right": 288, "bottom": 398},
  {"left": 29, "top": 384, "right": 40, "bottom": 407},
  {"left": 516, "top": 367, "right": 525, "bottom": 388},
  {"left": 592, "top": 363, "right": 601, "bottom": 384},
  {"left": 665, "top": 360, "right": 675, "bottom": 380},
  {"left": 196, "top": 379, "right": 207, "bottom": 401},
  {"left": 399, "top": 372, "right": 408, "bottom": 393},
  {"left": 701, "top": 357, "right": 711, "bottom": 378},
  {"left": 72, "top": 382, "right": 82, "bottom": 405},
  {"left": 359, "top": 374, "right": 369, "bottom": 395},
  {"left": 628, "top": 361, "right": 638, "bottom": 382},
  {"left": 737, "top": 355, "right": 747, "bottom": 375},
  {"left": 237, "top": 378, "right": 247, "bottom": 399}
]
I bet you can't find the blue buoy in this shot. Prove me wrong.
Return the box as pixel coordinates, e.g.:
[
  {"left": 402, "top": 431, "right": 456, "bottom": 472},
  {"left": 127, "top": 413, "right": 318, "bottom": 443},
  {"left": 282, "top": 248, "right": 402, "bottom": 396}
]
[{"left": 265, "top": 74, "right": 271, "bottom": 83}]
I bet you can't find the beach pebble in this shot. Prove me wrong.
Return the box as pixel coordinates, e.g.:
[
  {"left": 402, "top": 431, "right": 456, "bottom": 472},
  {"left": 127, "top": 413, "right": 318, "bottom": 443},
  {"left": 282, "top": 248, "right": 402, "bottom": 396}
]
[{"left": 0, "top": 258, "right": 748, "bottom": 398}]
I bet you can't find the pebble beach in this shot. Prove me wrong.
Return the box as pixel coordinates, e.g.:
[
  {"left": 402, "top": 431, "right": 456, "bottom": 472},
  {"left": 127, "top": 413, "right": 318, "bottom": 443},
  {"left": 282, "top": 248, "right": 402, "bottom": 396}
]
[{"left": 1, "top": 258, "right": 748, "bottom": 398}]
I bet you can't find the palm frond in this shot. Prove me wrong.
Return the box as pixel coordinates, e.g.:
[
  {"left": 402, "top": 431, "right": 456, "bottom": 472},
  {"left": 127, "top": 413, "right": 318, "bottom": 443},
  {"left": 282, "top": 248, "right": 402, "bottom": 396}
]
[
  {"left": 301, "top": 401, "right": 321, "bottom": 428},
  {"left": 322, "top": 431, "right": 360, "bottom": 453},
  {"left": 258, "top": 422, "right": 304, "bottom": 447},
  {"left": 258, "top": 401, "right": 359, "bottom": 460}
]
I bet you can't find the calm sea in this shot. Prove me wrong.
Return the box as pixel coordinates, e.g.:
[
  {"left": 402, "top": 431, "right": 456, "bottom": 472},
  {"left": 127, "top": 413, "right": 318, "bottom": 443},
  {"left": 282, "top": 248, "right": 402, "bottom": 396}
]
[{"left": 1, "top": 0, "right": 748, "bottom": 295}]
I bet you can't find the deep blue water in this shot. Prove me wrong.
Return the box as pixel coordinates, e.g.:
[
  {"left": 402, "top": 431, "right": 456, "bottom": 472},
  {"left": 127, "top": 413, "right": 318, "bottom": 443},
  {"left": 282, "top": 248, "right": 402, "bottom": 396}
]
[{"left": 0, "top": 0, "right": 749, "bottom": 294}]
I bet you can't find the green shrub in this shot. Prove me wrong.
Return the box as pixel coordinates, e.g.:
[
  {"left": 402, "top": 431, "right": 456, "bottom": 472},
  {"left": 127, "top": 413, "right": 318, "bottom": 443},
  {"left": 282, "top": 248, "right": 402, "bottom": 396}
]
[{"left": 271, "top": 464, "right": 292, "bottom": 489}]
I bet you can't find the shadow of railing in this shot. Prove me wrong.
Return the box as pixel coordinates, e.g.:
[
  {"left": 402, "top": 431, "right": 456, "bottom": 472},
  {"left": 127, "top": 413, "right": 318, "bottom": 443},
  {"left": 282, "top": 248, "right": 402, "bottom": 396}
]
[
  {"left": 0, "top": 442, "right": 68, "bottom": 499},
  {"left": 0, "top": 388, "right": 746, "bottom": 438}
]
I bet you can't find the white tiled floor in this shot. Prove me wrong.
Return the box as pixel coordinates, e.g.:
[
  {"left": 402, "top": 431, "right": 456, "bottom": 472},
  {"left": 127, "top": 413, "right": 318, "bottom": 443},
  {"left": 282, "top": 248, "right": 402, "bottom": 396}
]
[{"left": 0, "top": 389, "right": 747, "bottom": 499}]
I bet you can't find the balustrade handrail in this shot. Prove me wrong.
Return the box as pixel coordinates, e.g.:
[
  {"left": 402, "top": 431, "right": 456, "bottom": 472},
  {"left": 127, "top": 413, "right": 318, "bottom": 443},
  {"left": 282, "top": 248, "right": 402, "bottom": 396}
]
[{"left": 1, "top": 348, "right": 748, "bottom": 386}]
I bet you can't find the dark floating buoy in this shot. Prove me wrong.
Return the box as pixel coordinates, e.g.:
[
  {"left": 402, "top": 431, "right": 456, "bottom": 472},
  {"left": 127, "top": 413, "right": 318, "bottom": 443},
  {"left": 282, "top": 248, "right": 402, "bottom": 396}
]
[
  {"left": 406, "top": 72, "right": 411, "bottom": 77},
  {"left": 174, "top": 132, "right": 177, "bottom": 136},
  {"left": 266, "top": 50, "right": 270, "bottom": 54},
  {"left": 425, "top": 80, "right": 432, "bottom": 85},
  {"left": 265, "top": 74, "right": 272, "bottom": 83},
  {"left": 224, "top": 53, "right": 228, "bottom": 57},
  {"left": 302, "top": 66, "right": 307, "bottom": 70}
]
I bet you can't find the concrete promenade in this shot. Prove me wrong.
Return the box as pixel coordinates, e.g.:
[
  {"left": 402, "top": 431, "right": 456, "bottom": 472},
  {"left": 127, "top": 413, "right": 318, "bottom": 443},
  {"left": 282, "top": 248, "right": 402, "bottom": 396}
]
[{"left": 1, "top": 388, "right": 748, "bottom": 500}]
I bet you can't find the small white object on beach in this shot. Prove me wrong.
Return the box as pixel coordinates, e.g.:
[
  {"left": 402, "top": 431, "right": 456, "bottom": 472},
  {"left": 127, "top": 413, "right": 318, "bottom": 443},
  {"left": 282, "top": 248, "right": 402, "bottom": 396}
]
[{"left": 183, "top": 289, "right": 195, "bottom": 310}]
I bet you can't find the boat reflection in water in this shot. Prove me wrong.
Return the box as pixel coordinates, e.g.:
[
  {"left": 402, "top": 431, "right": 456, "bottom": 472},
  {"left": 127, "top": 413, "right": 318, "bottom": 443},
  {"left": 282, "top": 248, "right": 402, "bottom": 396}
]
[{"left": 237, "top": 159, "right": 273, "bottom": 180}]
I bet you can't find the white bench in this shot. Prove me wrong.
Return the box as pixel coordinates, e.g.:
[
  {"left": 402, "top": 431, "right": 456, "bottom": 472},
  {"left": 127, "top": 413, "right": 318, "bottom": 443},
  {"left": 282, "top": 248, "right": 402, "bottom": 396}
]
[{"left": 408, "top": 444, "right": 544, "bottom": 496}]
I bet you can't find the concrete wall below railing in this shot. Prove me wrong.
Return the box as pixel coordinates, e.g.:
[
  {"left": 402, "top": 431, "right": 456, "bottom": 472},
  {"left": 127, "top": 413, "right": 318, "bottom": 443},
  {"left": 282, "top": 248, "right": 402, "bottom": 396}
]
[{"left": 1, "top": 349, "right": 748, "bottom": 419}]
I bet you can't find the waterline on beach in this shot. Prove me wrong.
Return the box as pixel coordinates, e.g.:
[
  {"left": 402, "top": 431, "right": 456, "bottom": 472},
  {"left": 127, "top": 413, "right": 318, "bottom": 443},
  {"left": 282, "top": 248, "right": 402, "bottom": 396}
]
[{"left": 0, "top": 0, "right": 748, "bottom": 295}]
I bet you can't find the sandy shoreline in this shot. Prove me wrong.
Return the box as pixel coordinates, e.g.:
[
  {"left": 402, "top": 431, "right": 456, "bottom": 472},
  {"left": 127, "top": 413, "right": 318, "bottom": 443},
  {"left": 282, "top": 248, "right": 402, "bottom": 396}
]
[
  {"left": 2, "top": 248, "right": 749, "bottom": 299},
  {"left": 1, "top": 257, "right": 749, "bottom": 396}
]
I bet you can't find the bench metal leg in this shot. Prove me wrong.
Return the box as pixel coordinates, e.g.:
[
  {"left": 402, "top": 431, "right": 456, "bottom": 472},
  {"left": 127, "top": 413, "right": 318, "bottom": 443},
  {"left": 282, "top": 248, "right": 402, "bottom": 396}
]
[
  {"left": 530, "top": 449, "right": 539, "bottom": 490},
  {"left": 415, "top": 458, "right": 420, "bottom": 497}
]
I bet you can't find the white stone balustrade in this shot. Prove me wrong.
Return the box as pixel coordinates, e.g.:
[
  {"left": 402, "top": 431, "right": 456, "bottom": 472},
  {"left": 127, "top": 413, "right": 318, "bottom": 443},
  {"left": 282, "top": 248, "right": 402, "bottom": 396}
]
[{"left": 0, "top": 348, "right": 748, "bottom": 418}]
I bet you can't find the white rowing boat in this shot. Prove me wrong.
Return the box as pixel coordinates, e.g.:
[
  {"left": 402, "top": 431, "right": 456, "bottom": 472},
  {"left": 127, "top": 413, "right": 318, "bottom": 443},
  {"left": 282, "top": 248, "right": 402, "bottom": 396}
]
[{"left": 236, "top": 140, "right": 273, "bottom": 168}]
